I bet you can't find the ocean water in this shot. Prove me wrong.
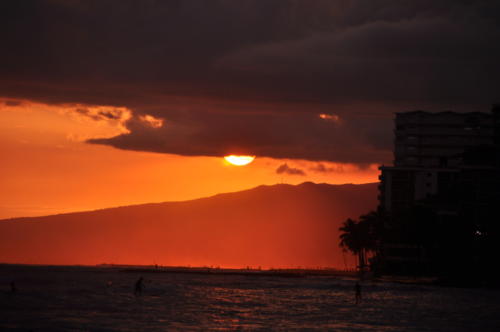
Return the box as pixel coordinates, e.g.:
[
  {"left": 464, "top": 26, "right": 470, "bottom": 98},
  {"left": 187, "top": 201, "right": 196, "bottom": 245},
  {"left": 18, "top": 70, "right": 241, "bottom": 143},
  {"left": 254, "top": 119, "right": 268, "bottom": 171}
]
[{"left": 1, "top": 265, "right": 499, "bottom": 331}]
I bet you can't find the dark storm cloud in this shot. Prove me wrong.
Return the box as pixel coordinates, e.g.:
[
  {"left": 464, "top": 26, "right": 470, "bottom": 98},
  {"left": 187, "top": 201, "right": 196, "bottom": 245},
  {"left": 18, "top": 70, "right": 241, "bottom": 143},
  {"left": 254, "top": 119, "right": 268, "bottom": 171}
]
[
  {"left": 88, "top": 110, "right": 391, "bottom": 163},
  {"left": 276, "top": 163, "right": 306, "bottom": 176},
  {"left": 1, "top": 0, "right": 500, "bottom": 163}
]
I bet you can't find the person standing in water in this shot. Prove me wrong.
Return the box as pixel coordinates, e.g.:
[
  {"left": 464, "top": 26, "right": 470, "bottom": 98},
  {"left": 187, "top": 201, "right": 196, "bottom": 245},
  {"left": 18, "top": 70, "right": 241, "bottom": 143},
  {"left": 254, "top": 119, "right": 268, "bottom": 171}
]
[
  {"left": 10, "top": 281, "right": 16, "bottom": 294},
  {"left": 355, "top": 281, "right": 362, "bottom": 304},
  {"left": 134, "top": 277, "right": 144, "bottom": 296}
]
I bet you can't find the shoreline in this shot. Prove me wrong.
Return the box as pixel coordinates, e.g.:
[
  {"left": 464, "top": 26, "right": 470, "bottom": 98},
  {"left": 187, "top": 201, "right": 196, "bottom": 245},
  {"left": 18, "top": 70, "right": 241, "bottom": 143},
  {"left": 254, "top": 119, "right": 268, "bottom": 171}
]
[
  {"left": 119, "top": 266, "right": 359, "bottom": 279},
  {"left": 2, "top": 263, "right": 497, "bottom": 288}
]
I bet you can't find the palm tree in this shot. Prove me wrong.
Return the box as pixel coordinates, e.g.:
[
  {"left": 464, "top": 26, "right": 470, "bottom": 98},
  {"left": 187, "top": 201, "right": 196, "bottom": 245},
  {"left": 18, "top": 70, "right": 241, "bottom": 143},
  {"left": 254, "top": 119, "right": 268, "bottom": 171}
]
[
  {"left": 339, "top": 218, "right": 367, "bottom": 269},
  {"left": 339, "top": 210, "right": 386, "bottom": 270}
]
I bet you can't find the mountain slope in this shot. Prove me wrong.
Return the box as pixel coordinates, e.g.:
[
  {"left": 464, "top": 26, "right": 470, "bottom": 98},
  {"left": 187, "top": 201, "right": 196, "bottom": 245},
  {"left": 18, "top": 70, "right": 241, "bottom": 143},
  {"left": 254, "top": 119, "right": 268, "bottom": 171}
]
[{"left": 0, "top": 182, "right": 378, "bottom": 269}]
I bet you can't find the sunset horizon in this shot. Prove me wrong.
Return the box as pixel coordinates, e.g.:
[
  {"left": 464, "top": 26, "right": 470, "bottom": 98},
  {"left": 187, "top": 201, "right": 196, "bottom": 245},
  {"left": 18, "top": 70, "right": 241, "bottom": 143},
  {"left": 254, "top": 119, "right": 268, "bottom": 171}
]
[
  {"left": 2, "top": 1, "right": 499, "bottom": 330},
  {"left": 0, "top": 96, "right": 381, "bottom": 220}
]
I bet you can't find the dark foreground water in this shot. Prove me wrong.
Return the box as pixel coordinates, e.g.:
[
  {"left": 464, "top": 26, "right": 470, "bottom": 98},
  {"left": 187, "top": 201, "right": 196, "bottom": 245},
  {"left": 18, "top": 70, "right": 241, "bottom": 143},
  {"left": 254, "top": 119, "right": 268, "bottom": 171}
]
[{"left": 1, "top": 265, "right": 499, "bottom": 331}]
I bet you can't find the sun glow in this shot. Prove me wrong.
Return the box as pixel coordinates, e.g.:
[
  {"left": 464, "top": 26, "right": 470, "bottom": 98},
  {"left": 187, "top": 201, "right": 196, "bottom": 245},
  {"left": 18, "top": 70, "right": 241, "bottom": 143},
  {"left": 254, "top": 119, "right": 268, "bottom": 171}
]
[{"left": 224, "top": 155, "right": 255, "bottom": 166}]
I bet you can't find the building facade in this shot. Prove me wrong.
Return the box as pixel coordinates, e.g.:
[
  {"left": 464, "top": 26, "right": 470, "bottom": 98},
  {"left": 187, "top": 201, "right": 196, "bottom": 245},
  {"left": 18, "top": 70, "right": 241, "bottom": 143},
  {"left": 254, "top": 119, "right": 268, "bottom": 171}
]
[{"left": 380, "top": 108, "right": 500, "bottom": 214}]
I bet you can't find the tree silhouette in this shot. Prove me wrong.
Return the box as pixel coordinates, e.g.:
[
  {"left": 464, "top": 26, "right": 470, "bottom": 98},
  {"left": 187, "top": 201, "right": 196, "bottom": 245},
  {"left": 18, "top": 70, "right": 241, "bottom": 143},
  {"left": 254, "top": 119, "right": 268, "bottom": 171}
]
[
  {"left": 339, "top": 210, "right": 389, "bottom": 271},
  {"left": 339, "top": 217, "right": 370, "bottom": 270}
]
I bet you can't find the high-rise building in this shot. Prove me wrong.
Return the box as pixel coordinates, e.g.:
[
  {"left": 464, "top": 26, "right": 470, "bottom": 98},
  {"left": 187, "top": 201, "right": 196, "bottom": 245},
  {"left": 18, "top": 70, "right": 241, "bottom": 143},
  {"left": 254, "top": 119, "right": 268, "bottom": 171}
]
[
  {"left": 393, "top": 111, "right": 494, "bottom": 168},
  {"left": 379, "top": 108, "right": 500, "bottom": 214}
]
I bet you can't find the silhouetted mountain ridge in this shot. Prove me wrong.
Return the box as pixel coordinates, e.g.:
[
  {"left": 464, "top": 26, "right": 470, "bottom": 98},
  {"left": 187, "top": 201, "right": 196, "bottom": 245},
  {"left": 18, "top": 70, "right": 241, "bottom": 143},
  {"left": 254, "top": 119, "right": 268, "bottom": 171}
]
[{"left": 0, "top": 182, "right": 378, "bottom": 269}]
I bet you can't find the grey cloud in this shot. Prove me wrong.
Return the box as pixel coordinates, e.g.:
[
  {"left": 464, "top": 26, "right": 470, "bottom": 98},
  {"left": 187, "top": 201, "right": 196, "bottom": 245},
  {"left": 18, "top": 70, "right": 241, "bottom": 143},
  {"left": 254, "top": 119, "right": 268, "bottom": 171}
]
[
  {"left": 75, "top": 108, "right": 128, "bottom": 122},
  {"left": 88, "top": 110, "right": 393, "bottom": 163},
  {"left": 1, "top": 0, "right": 499, "bottom": 164},
  {"left": 97, "top": 110, "right": 123, "bottom": 121},
  {"left": 310, "top": 164, "right": 342, "bottom": 173},
  {"left": 2, "top": 0, "right": 498, "bottom": 106},
  {"left": 75, "top": 108, "right": 101, "bottom": 121},
  {"left": 276, "top": 163, "right": 306, "bottom": 176},
  {"left": 216, "top": 14, "right": 500, "bottom": 104}
]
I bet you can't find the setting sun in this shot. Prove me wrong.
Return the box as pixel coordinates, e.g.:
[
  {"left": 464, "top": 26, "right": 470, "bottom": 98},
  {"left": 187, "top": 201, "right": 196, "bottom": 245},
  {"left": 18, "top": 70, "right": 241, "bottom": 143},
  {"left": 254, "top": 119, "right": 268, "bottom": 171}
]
[{"left": 224, "top": 155, "right": 255, "bottom": 166}]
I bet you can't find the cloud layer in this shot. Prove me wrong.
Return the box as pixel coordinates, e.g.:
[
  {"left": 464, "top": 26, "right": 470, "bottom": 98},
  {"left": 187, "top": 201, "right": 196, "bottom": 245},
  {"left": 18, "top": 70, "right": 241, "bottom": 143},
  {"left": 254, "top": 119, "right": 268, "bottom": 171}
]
[{"left": 2, "top": 0, "right": 499, "bottom": 163}]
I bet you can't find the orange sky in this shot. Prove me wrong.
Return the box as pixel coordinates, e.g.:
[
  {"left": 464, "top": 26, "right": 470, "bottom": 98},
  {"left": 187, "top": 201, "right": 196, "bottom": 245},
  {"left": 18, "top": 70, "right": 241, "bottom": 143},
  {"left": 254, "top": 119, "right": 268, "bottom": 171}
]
[{"left": 0, "top": 98, "right": 379, "bottom": 219}]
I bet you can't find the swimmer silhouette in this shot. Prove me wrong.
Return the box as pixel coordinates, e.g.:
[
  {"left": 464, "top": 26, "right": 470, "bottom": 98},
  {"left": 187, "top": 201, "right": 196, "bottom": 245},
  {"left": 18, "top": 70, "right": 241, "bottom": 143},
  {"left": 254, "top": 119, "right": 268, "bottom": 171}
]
[
  {"left": 10, "top": 281, "right": 16, "bottom": 294},
  {"left": 355, "top": 281, "right": 362, "bottom": 304},
  {"left": 134, "top": 277, "right": 144, "bottom": 296}
]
